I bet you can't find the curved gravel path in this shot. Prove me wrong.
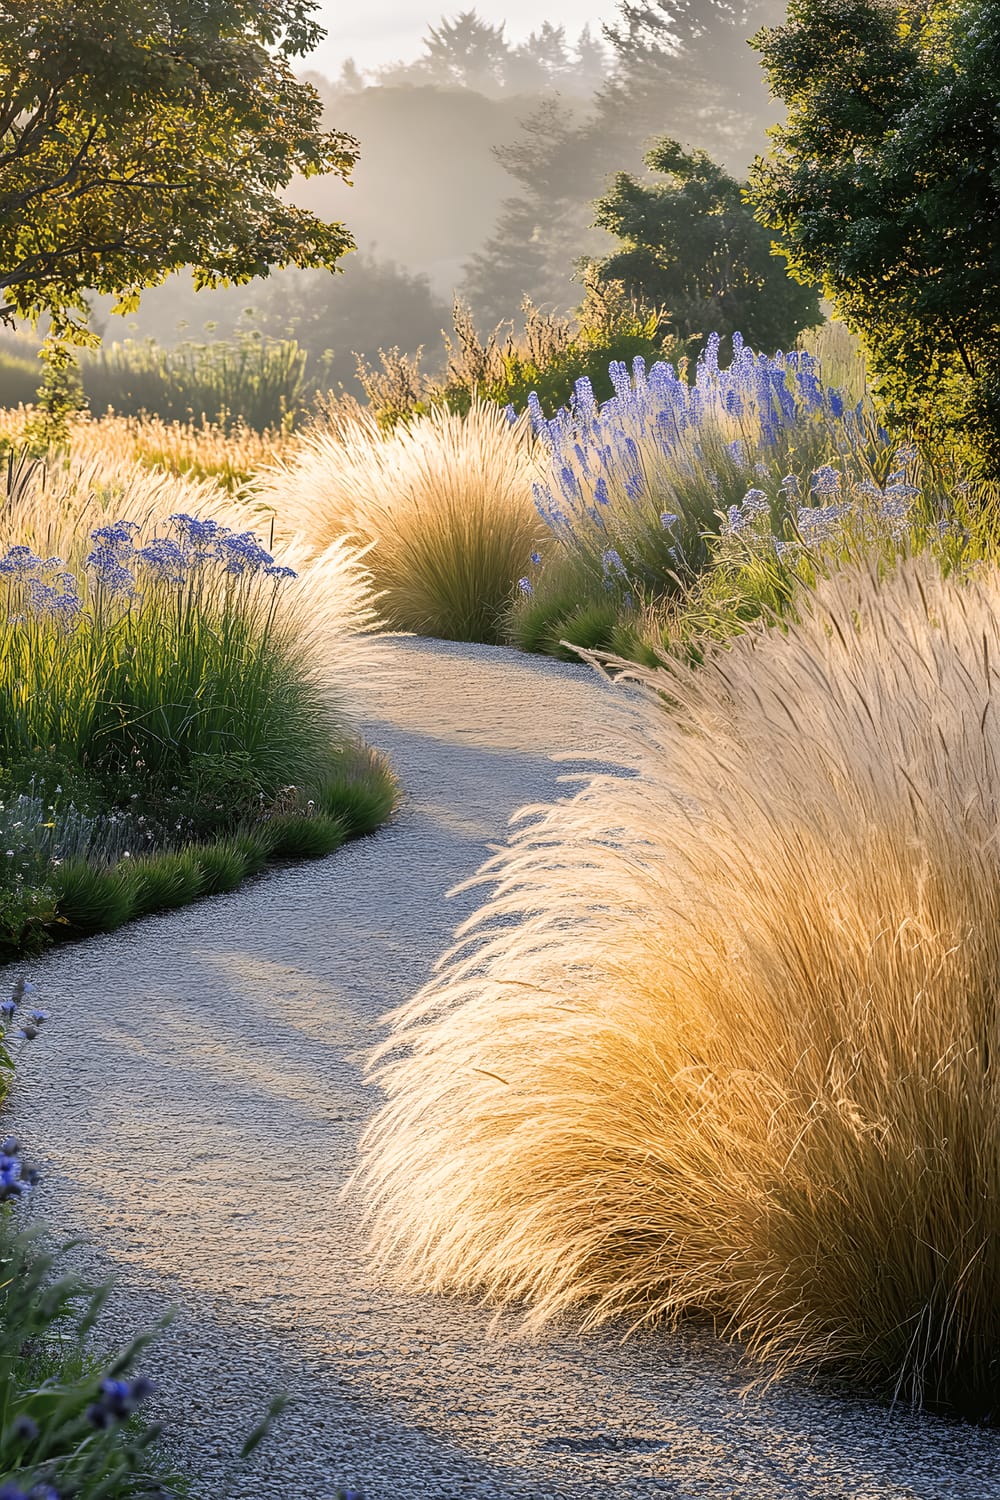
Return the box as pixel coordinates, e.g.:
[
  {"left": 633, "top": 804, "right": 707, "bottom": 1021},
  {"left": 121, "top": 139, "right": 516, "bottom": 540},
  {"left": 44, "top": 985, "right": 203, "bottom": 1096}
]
[{"left": 8, "top": 637, "right": 1000, "bottom": 1500}]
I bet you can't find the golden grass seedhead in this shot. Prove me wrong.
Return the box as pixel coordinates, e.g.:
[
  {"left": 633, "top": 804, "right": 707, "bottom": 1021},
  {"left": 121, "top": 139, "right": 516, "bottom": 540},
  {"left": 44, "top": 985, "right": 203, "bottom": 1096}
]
[
  {"left": 356, "top": 555, "right": 1000, "bottom": 1418},
  {"left": 255, "top": 399, "right": 545, "bottom": 643}
]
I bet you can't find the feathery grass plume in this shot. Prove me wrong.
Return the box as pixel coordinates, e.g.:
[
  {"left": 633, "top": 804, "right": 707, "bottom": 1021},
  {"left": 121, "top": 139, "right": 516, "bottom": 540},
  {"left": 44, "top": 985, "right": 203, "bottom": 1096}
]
[
  {"left": 256, "top": 400, "right": 545, "bottom": 643},
  {"left": 0, "top": 443, "right": 248, "bottom": 558},
  {"left": 357, "top": 555, "right": 1000, "bottom": 1419},
  {"left": 0, "top": 404, "right": 294, "bottom": 487}
]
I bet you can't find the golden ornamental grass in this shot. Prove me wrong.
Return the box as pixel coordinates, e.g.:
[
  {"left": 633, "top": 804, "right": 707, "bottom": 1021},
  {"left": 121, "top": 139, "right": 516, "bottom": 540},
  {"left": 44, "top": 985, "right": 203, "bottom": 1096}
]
[
  {"left": 255, "top": 400, "right": 545, "bottom": 643},
  {"left": 357, "top": 556, "right": 1000, "bottom": 1418},
  {"left": 0, "top": 406, "right": 291, "bottom": 488}
]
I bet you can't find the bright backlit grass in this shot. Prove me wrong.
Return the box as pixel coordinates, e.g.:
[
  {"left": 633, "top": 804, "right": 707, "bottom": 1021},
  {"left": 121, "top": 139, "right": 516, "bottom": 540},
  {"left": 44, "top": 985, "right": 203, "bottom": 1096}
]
[
  {"left": 358, "top": 555, "right": 1000, "bottom": 1419},
  {"left": 257, "top": 400, "right": 545, "bottom": 643}
]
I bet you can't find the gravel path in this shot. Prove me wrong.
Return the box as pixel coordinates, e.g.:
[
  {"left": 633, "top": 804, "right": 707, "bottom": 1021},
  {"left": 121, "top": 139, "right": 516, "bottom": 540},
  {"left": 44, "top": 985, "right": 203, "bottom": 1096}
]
[{"left": 8, "top": 636, "right": 1000, "bottom": 1500}]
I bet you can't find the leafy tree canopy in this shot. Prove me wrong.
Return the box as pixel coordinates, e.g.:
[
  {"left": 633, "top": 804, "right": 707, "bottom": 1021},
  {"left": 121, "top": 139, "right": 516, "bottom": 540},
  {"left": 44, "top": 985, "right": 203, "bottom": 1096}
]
[
  {"left": 0, "top": 0, "right": 358, "bottom": 344},
  {"left": 749, "top": 0, "right": 1000, "bottom": 469},
  {"left": 590, "top": 138, "right": 821, "bottom": 352}
]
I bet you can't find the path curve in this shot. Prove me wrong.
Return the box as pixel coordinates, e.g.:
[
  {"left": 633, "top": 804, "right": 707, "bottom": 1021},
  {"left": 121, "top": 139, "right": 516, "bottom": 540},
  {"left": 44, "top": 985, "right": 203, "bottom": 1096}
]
[{"left": 9, "top": 637, "right": 1000, "bottom": 1500}]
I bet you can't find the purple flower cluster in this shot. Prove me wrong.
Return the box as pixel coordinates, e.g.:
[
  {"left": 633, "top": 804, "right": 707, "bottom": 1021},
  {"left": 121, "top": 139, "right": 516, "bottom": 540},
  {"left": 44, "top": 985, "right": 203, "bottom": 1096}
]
[
  {"left": 166, "top": 513, "right": 296, "bottom": 580},
  {"left": 720, "top": 449, "right": 925, "bottom": 558},
  {"left": 527, "top": 332, "right": 875, "bottom": 543},
  {"left": 87, "top": 514, "right": 298, "bottom": 592},
  {"left": 85, "top": 1376, "right": 157, "bottom": 1430},
  {"left": 0, "top": 515, "right": 297, "bottom": 628},
  {"left": 0, "top": 548, "right": 82, "bottom": 626},
  {"left": 0, "top": 1136, "right": 39, "bottom": 1203}
]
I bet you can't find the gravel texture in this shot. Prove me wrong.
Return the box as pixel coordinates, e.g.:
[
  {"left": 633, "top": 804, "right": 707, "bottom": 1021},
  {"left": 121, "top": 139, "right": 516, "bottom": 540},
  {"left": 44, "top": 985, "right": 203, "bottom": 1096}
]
[{"left": 8, "top": 635, "right": 1000, "bottom": 1500}]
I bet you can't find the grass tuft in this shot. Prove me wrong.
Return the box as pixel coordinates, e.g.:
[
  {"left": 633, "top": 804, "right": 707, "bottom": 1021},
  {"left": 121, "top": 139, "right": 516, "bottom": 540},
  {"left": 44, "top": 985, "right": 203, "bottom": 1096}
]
[
  {"left": 262, "top": 812, "right": 347, "bottom": 860},
  {"left": 195, "top": 838, "right": 256, "bottom": 895},
  {"left": 357, "top": 555, "right": 1000, "bottom": 1420},
  {"left": 125, "top": 851, "right": 205, "bottom": 916},
  {"left": 51, "top": 860, "right": 135, "bottom": 937},
  {"left": 256, "top": 400, "right": 544, "bottom": 643}
]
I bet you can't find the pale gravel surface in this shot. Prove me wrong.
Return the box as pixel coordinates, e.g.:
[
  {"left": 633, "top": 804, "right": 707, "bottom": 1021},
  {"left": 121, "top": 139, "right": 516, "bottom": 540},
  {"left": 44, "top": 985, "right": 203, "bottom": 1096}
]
[{"left": 7, "top": 635, "right": 1000, "bottom": 1500}]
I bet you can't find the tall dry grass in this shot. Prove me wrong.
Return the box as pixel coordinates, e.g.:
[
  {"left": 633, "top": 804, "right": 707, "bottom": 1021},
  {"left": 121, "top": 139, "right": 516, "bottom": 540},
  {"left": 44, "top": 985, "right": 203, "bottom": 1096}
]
[
  {"left": 256, "top": 400, "right": 544, "bottom": 642},
  {"left": 357, "top": 555, "right": 1000, "bottom": 1418},
  {"left": 0, "top": 405, "right": 293, "bottom": 488}
]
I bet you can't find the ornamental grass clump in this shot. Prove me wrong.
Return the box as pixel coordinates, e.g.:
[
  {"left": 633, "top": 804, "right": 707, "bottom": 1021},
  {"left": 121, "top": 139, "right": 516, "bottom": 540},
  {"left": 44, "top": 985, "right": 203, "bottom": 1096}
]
[
  {"left": 358, "top": 555, "right": 1000, "bottom": 1420},
  {"left": 257, "top": 400, "right": 544, "bottom": 643},
  {"left": 0, "top": 495, "right": 391, "bottom": 956}
]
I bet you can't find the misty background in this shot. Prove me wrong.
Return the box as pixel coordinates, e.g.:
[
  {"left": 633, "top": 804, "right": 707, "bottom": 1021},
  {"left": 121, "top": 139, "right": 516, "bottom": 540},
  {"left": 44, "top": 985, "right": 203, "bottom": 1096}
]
[{"left": 86, "top": 0, "right": 790, "bottom": 400}]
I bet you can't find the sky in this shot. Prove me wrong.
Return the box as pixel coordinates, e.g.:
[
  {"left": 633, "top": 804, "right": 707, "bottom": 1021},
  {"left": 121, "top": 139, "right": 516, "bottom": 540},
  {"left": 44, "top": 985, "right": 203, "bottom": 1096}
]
[{"left": 306, "top": 1, "right": 613, "bottom": 75}]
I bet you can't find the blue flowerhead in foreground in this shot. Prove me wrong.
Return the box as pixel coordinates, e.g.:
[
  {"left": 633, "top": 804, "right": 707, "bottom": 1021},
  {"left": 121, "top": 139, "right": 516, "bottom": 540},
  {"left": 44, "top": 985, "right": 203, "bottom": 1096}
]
[{"left": 86, "top": 1375, "right": 157, "bottom": 1428}]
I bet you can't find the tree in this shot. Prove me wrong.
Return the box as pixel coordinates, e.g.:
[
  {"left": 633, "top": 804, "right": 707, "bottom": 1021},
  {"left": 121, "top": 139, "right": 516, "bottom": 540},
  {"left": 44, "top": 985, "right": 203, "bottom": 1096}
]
[
  {"left": 749, "top": 0, "right": 1000, "bottom": 469},
  {"left": 0, "top": 0, "right": 358, "bottom": 345},
  {"left": 591, "top": 138, "right": 821, "bottom": 351},
  {"left": 461, "top": 0, "right": 785, "bottom": 327},
  {"left": 419, "top": 11, "right": 512, "bottom": 92},
  {"left": 253, "top": 254, "right": 452, "bottom": 395}
]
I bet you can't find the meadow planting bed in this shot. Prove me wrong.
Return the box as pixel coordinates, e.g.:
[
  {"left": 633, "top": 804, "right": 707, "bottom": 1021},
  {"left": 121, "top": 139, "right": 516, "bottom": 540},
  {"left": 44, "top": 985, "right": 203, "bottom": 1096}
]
[
  {"left": 0, "top": 452, "right": 396, "bottom": 963},
  {"left": 2, "top": 327, "right": 1000, "bottom": 1495}
]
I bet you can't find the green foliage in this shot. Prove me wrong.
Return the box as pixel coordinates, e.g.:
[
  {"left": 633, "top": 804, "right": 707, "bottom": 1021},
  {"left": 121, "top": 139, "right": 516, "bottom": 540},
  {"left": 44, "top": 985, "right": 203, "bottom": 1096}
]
[
  {"left": 262, "top": 811, "right": 346, "bottom": 859},
  {"left": 194, "top": 838, "right": 256, "bottom": 895},
  {"left": 591, "top": 138, "right": 822, "bottom": 351},
  {"left": 0, "top": 0, "right": 357, "bottom": 345},
  {"left": 0, "top": 516, "right": 395, "bottom": 957},
  {"left": 461, "top": 1, "right": 787, "bottom": 327},
  {"left": 508, "top": 566, "right": 622, "bottom": 660},
  {"left": 0, "top": 881, "right": 58, "bottom": 965},
  {"left": 22, "top": 344, "right": 86, "bottom": 452},
  {"left": 359, "top": 279, "right": 670, "bottom": 426},
  {"left": 82, "top": 334, "right": 308, "bottom": 433},
  {"left": 124, "top": 852, "right": 206, "bottom": 918},
  {"left": 0, "top": 551, "right": 335, "bottom": 834},
  {"left": 749, "top": 0, "right": 1000, "bottom": 474},
  {"left": 50, "top": 859, "right": 134, "bottom": 938},
  {"left": 228, "top": 830, "right": 272, "bottom": 878},
  {"left": 311, "top": 742, "right": 401, "bottom": 836},
  {"left": 0, "top": 1216, "right": 177, "bottom": 1498}
]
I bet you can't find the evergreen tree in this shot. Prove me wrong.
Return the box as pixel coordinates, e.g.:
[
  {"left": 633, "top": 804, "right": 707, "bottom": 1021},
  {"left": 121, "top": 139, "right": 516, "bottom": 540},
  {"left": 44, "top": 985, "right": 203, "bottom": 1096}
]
[{"left": 461, "top": 0, "right": 784, "bottom": 325}]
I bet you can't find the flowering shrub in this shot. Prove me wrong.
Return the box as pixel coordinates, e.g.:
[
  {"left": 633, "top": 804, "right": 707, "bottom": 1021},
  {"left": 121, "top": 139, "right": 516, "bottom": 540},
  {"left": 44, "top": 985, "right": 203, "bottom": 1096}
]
[
  {"left": 524, "top": 331, "right": 873, "bottom": 593},
  {"left": 511, "top": 332, "right": 982, "bottom": 660}
]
